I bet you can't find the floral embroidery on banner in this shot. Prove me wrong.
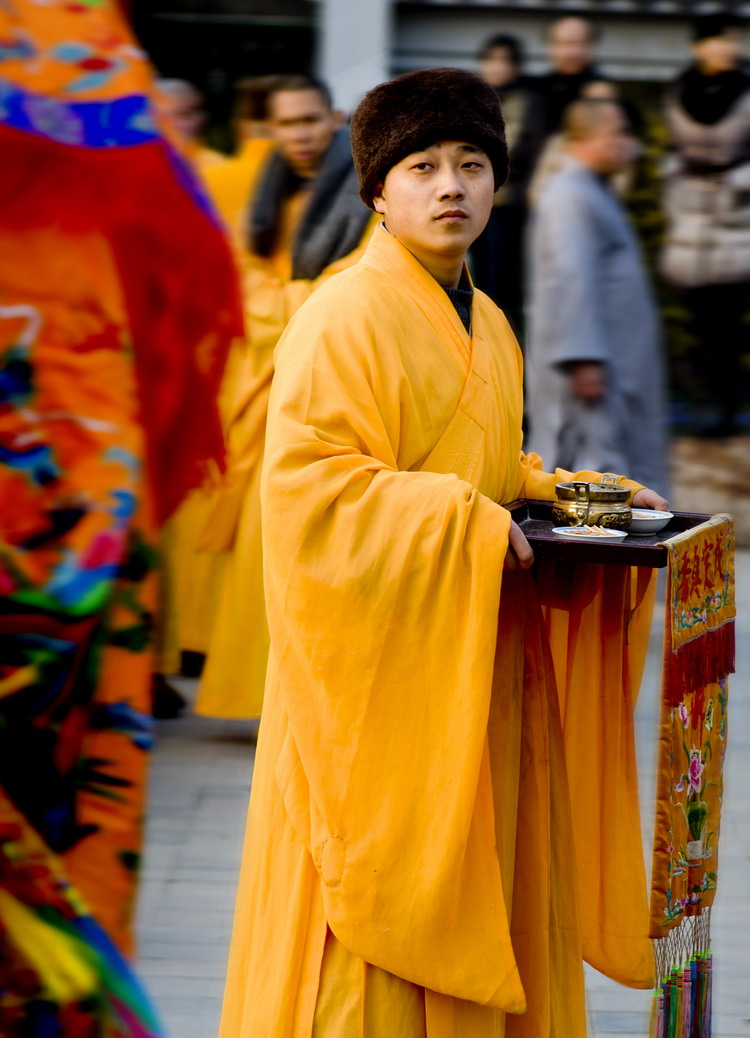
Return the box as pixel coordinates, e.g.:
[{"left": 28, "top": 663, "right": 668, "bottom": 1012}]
[
  {"left": 649, "top": 517, "right": 733, "bottom": 939},
  {"left": 654, "top": 679, "right": 726, "bottom": 929}
]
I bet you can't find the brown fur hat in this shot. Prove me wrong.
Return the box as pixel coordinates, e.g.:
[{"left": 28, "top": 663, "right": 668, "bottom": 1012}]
[{"left": 350, "top": 68, "right": 508, "bottom": 209}]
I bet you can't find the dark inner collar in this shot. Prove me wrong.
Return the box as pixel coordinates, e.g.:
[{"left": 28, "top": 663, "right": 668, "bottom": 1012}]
[{"left": 443, "top": 272, "right": 474, "bottom": 335}]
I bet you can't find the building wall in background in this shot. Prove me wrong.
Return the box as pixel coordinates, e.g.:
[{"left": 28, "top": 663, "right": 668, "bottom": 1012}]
[{"left": 132, "top": 0, "right": 750, "bottom": 123}]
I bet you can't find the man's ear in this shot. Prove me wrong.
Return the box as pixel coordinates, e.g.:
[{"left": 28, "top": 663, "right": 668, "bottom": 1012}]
[
  {"left": 332, "top": 108, "right": 345, "bottom": 131},
  {"left": 372, "top": 183, "right": 385, "bottom": 215}
]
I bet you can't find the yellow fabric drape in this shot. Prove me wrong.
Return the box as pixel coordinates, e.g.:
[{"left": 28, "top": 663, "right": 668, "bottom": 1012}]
[
  {"left": 219, "top": 228, "right": 651, "bottom": 1036},
  {"left": 538, "top": 561, "right": 657, "bottom": 988}
]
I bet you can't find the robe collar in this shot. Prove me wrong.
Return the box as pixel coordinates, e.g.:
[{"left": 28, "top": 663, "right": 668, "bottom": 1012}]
[{"left": 360, "top": 223, "right": 473, "bottom": 368}]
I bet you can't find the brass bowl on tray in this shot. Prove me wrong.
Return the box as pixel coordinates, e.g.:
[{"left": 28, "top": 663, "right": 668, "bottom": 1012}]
[{"left": 552, "top": 475, "right": 632, "bottom": 531}]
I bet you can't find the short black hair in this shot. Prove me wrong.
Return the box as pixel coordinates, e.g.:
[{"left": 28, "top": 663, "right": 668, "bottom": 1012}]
[
  {"left": 265, "top": 75, "right": 333, "bottom": 118},
  {"left": 234, "top": 75, "right": 275, "bottom": 122},
  {"left": 546, "top": 15, "right": 600, "bottom": 44},
  {"left": 478, "top": 33, "right": 524, "bottom": 66},
  {"left": 693, "top": 13, "right": 743, "bottom": 42}
]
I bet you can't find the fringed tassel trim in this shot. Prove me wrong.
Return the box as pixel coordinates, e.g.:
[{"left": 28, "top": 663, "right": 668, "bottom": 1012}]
[
  {"left": 665, "top": 620, "right": 735, "bottom": 707},
  {"left": 650, "top": 912, "right": 713, "bottom": 1037}
]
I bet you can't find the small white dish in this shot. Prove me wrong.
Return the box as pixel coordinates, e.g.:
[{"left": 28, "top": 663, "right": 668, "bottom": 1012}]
[
  {"left": 551, "top": 527, "right": 628, "bottom": 543},
  {"left": 628, "top": 509, "right": 673, "bottom": 536}
]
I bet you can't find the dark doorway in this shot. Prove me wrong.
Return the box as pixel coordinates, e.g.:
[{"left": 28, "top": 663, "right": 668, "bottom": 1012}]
[{"left": 131, "top": 1, "right": 317, "bottom": 147}]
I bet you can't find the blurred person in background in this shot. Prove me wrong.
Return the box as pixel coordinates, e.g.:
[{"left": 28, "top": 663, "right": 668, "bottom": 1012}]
[
  {"left": 153, "top": 76, "right": 276, "bottom": 693},
  {"left": 536, "top": 16, "right": 604, "bottom": 138},
  {"left": 661, "top": 12, "right": 750, "bottom": 438},
  {"left": 472, "top": 33, "right": 545, "bottom": 335},
  {"left": 526, "top": 99, "right": 669, "bottom": 495},
  {"left": 232, "top": 75, "right": 275, "bottom": 160},
  {"left": 152, "top": 78, "right": 227, "bottom": 710},
  {"left": 0, "top": 0, "right": 240, "bottom": 1033},
  {"left": 529, "top": 78, "right": 637, "bottom": 205},
  {"left": 156, "top": 77, "right": 227, "bottom": 171},
  {"left": 190, "top": 74, "right": 376, "bottom": 720}
]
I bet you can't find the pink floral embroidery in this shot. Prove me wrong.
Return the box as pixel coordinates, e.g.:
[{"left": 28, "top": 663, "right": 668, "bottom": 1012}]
[{"left": 688, "top": 750, "right": 704, "bottom": 795}]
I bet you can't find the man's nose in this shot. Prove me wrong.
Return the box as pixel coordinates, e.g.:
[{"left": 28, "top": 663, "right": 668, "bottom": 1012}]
[{"left": 436, "top": 168, "right": 465, "bottom": 199}]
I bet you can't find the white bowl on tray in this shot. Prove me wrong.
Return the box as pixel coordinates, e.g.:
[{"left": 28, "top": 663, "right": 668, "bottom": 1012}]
[
  {"left": 627, "top": 509, "right": 673, "bottom": 536},
  {"left": 551, "top": 526, "right": 627, "bottom": 543}
]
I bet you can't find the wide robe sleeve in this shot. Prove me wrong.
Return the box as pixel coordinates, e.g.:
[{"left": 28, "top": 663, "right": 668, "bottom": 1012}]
[
  {"left": 260, "top": 276, "right": 527, "bottom": 1012},
  {"left": 516, "top": 451, "right": 643, "bottom": 502}
]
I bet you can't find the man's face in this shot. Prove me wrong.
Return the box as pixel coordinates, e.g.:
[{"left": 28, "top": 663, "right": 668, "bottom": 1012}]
[
  {"left": 694, "top": 30, "right": 743, "bottom": 75},
  {"left": 160, "top": 90, "right": 204, "bottom": 143},
  {"left": 587, "top": 106, "right": 635, "bottom": 174},
  {"left": 548, "top": 18, "right": 595, "bottom": 76},
  {"left": 480, "top": 47, "right": 518, "bottom": 89},
  {"left": 268, "top": 89, "right": 342, "bottom": 177},
  {"left": 373, "top": 141, "right": 495, "bottom": 274}
]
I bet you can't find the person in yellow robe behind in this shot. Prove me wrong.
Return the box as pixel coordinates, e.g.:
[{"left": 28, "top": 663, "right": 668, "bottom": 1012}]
[
  {"left": 219, "top": 68, "right": 669, "bottom": 1037},
  {"left": 155, "top": 78, "right": 228, "bottom": 173},
  {"left": 192, "top": 75, "right": 377, "bottom": 718}
]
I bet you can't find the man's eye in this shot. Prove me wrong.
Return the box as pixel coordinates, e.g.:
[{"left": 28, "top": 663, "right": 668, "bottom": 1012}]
[
  {"left": 463, "top": 161, "right": 483, "bottom": 169},
  {"left": 412, "top": 162, "right": 432, "bottom": 171}
]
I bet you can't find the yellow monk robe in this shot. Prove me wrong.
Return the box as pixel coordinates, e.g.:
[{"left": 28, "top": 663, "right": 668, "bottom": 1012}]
[
  {"left": 196, "top": 144, "right": 229, "bottom": 171},
  {"left": 219, "top": 226, "right": 653, "bottom": 1037},
  {"left": 193, "top": 163, "right": 377, "bottom": 717},
  {"left": 156, "top": 143, "right": 273, "bottom": 664}
]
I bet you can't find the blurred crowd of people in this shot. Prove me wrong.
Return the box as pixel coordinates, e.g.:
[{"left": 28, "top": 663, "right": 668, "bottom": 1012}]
[
  {"left": 152, "top": 10, "right": 750, "bottom": 714},
  {"left": 0, "top": 0, "right": 748, "bottom": 1033},
  {"left": 158, "top": 12, "right": 750, "bottom": 507},
  {"left": 141, "top": 10, "right": 750, "bottom": 729},
  {"left": 474, "top": 13, "right": 750, "bottom": 450}
]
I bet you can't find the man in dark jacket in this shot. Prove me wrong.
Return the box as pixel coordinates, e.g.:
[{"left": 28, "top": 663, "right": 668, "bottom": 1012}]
[
  {"left": 536, "top": 16, "right": 604, "bottom": 136},
  {"left": 661, "top": 13, "right": 750, "bottom": 436},
  {"left": 472, "top": 33, "right": 545, "bottom": 334}
]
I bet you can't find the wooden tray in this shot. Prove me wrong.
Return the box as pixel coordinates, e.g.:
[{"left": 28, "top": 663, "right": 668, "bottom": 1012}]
[{"left": 507, "top": 500, "right": 712, "bottom": 569}]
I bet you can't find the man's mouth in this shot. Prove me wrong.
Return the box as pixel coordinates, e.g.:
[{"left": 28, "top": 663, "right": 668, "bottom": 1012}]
[{"left": 435, "top": 210, "right": 469, "bottom": 222}]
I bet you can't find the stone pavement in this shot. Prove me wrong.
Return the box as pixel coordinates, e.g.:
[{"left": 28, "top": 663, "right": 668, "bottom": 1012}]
[
  {"left": 137, "top": 553, "right": 750, "bottom": 1038},
  {"left": 671, "top": 437, "right": 750, "bottom": 547}
]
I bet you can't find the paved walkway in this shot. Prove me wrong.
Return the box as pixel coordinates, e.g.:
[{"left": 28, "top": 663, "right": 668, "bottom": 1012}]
[{"left": 137, "top": 553, "right": 750, "bottom": 1038}]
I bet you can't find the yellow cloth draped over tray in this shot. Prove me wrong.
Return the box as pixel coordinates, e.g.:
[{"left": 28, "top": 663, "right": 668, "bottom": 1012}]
[{"left": 219, "top": 228, "right": 654, "bottom": 1037}]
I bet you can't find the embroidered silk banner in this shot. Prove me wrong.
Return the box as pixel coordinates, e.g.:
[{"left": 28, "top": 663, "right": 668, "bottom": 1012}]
[{"left": 648, "top": 515, "right": 735, "bottom": 1037}]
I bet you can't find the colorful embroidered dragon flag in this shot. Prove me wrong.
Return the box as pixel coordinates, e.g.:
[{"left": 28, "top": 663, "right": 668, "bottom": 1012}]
[
  {"left": 0, "top": 1, "right": 242, "bottom": 1034},
  {"left": 648, "top": 515, "right": 735, "bottom": 1037}
]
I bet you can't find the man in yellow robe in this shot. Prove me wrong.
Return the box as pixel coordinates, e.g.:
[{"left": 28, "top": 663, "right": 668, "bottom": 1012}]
[
  {"left": 155, "top": 78, "right": 228, "bottom": 172},
  {"left": 219, "top": 68, "right": 669, "bottom": 1036},
  {"left": 193, "top": 75, "right": 376, "bottom": 718}
]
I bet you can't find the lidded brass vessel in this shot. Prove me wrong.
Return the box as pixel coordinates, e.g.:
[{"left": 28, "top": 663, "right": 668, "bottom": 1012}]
[{"left": 552, "top": 474, "right": 632, "bottom": 531}]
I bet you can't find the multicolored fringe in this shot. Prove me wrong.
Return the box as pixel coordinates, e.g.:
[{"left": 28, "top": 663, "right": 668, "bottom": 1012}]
[{"left": 650, "top": 912, "right": 713, "bottom": 1038}]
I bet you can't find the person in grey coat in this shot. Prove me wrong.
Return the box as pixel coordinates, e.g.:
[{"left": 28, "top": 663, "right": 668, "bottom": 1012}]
[
  {"left": 525, "top": 98, "right": 669, "bottom": 496},
  {"left": 661, "top": 13, "right": 750, "bottom": 437}
]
